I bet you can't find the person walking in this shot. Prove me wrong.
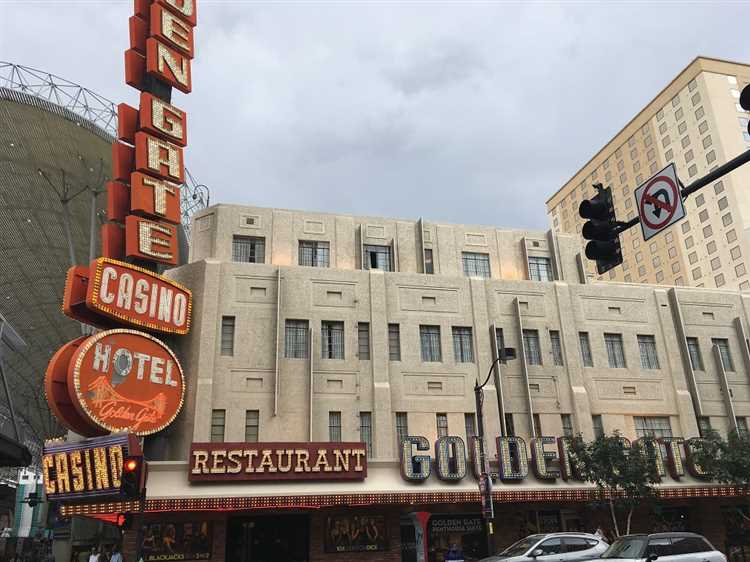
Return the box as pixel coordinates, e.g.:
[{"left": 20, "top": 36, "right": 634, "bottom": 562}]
[{"left": 109, "top": 546, "right": 123, "bottom": 562}]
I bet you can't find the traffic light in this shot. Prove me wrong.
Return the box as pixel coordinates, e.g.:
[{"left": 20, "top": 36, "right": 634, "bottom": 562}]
[
  {"left": 120, "top": 455, "right": 145, "bottom": 499},
  {"left": 741, "top": 84, "right": 750, "bottom": 126},
  {"left": 579, "top": 184, "right": 622, "bottom": 275}
]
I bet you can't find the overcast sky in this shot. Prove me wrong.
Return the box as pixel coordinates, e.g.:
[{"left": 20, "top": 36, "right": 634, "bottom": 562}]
[{"left": 2, "top": 1, "right": 749, "bottom": 230}]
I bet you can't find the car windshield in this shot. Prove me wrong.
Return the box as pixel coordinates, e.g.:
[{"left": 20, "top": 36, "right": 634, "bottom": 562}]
[
  {"left": 601, "top": 537, "right": 647, "bottom": 559},
  {"left": 500, "top": 535, "right": 546, "bottom": 557}
]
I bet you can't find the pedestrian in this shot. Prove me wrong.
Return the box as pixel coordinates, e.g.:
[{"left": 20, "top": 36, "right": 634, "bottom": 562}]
[
  {"left": 446, "top": 543, "right": 465, "bottom": 562},
  {"left": 88, "top": 547, "right": 100, "bottom": 562},
  {"left": 109, "top": 546, "right": 123, "bottom": 562}
]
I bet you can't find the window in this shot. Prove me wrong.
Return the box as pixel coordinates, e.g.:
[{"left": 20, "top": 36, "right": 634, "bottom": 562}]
[
  {"left": 605, "top": 333, "right": 626, "bottom": 368},
  {"left": 538, "top": 538, "right": 563, "bottom": 556},
  {"left": 712, "top": 338, "right": 734, "bottom": 371},
  {"left": 697, "top": 416, "right": 712, "bottom": 438},
  {"left": 533, "top": 413, "right": 542, "bottom": 436},
  {"left": 424, "top": 248, "right": 434, "bottom": 274},
  {"left": 245, "top": 410, "right": 259, "bottom": 442},
  {"left": 321, "top": 321, "right": 345, "bottom": 359},
  {"left": 358, "top": 322, "right": 370, "bottom": 360},
  {"left": 687, "top": 337, "right": 704, "bottom": 371},
  {"left": 523, "top": 329, "right": 542, "bottom": 365},
  {"left": 210, "top": 409, "right": 225, "bottom": 442},
  {"left": 452, "top": 327, "right": 474, "bottom": 363},
  {"left": 495, "top": 328, "right": 506, "bottom": 360},
  {"left": 699, "top": 209, "right": 709, "bottom": 222},
  {"left": 671, "top": 536, "right": 712, "bottom": 555},
  {"left": 436, "top": 413, "right": 449, "bottom": 438},
  {"left": 284, "top": 320, "right": 309, "bottom": 359},
  {"left": 638, "top": 335, "right": 660, "bottom": 369},
  {"left": 718, "top": 196, "right": 729, "bottom": 211},
  {"left": 592, "top": 415, "right": 604, "bottom": 439},
  {"left": 360, "top": 412, "right": 373, "bottom": 458},
  {"left": 732, "top": 246, "right": 743, "bottom": 260},
  {"left": 528, "top": 256, "right": 553, "bottom": 281},
  {"left": 707, "top": 151, "right": 716, "bottom": 164},
  {"left": 395, "top": 412, "right": 408, "bottom": 445},
  {"left": 420, "top": 325, "right": 442, "bottom": 362},
  {"left": 504, "top": 413, "right": 515, "bottom": 436},
  {"left": 232, "top": 235, "right": 265, "bottom": 263},
  {"left": 550, "top": 330, "right": 564, "bottom": 366},
  {"left": 220, "top": 316, "right": 235, "bottom": 356},
  {"left": 329, "top": 411, "right": 342, "bottom": 442},
  {"left": 364, "top": 244, "right": 393, "bottom": 271},
  {"left": 723, "top": 212, "right": 733, "bottom": 227},
  {"left": 462, "top": 252, "right": 491, "bottom": 278},
  {"left": 579, "top": 332, "right": 593, "bottom": 367},
  {"left": 464, "top": 413, "right": 477, "bottom": 442},
  {"left": 566, "top": 537, "right": 595, "bottom": 553},
  {"left": 561, "top": 414, "right": 574, "bottom": 437},
  {"left": 388, "top": 324, "right": 401, "bottom": 361},
  {"left": 298, "top": 240, "right": 329, "bottom": 267},
  {"left": 737, "top": 417, "right": 749, "bottom": 438},
  {"left": 634, "top": 416, "right": 673, "bottom": 438}
]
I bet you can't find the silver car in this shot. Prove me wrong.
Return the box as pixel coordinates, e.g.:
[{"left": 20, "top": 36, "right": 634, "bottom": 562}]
[
  {"left": 481, "top": 532, "right": 609, "bottom": 562},
  {"left": 592, "top": 533, "right": 725, "bottom": 562}
]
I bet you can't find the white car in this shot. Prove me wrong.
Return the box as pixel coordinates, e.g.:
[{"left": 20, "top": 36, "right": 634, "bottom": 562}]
[
  {"left": 481, "top": 533, "right": 609, "bottom": 562},
  {"left": 593, "top": 533, "right": 725, "bottom": 562}
]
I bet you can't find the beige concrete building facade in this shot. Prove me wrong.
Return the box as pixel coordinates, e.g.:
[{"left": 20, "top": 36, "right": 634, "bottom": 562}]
[{"left": 547, "top": 57, "right": 750, "bottom": 291}]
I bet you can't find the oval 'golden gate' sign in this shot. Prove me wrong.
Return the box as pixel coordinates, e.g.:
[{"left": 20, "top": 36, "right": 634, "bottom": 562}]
[{"left": 68, "top": 329, "right": 185, "bottom": 436}]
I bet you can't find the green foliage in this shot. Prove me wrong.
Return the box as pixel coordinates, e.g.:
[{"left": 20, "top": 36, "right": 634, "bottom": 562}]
[{"left": 691, "top": 429, "right": 750, "bottom": 489}]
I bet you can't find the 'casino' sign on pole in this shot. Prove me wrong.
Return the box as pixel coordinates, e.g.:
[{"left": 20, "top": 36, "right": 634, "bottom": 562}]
[{"left": 43, "top": 0, "right": 197, "bottom": 501}]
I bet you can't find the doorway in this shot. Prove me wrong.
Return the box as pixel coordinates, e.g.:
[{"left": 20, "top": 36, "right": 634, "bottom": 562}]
[{"left": 226, "top": 515, "right": 309, "bottom": 562}]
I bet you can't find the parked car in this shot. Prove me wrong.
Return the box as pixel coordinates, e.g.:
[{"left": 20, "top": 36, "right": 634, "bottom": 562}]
[
  {"left": 481, "top": 532, "right": 609, "bottom": 562},
  {"left": 594, "top": 533, "right": 725, "bottom": 562}
]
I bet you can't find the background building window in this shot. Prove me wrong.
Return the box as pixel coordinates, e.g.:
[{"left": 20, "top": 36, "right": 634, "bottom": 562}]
[
  {"left": 528, "top": 256, "right": 553, "bottom": 281},
  {"left": 550, "top": 330, "right": 564, "bottom": 366},
  {"left": 697, "top": 417, "right": 712, "bottom": 438},
  {"left": 329, "top": 411, "right": 342, "bottom": 442},
  {"left": 395, "top": 412, "right": 408, "bottom": 445},
  {"left": 452, "top": 327, "right": 474, "bottom": 363},
  {"left": 321, "top": 321, "right": 345, "bottom": 359},
  {"left": 299, "top": 240, "right": 330, "bottom": 267},
  {"left": 360, "top": 412, "right": 373, "bottom": 458},
  {"left": 604, "top": 333, "right": 626, "bottom": 368},
  {"left": 686, "top": 337, "right": 704, "bottom": 371},
  {"left": 420, "top": 325, "right": 442, "bottom": 362},
  {"left": 388, "top": 324, "right": 401, "bottom": 361},
  {"left": 634, "top": 416, "right": 672, "bottom": 438},
  {"left": 736, "top": 417, "right": 749, "bottom": 438},
  {"left": 712, "top": 338, "right": 735, "bottom": 371},
  {"left": 358, "top": 322, "right": 370, "bottom": 360},
  {"left": 561, "top": 414, "right": 574, "bottom": 437},
  {"left": 363, "top": 245, "right": 393, "bottom": 271},
  {"left": 533, "top": 413, "right": 542, "bottom": 436},
  {"left": 221, "top": 316, "right": 235, "bottom": 356},
  {"left": 436, "top": 413, "right": 449, "bottom": 438},
  {"left": 424, "top": 248, "right": 434, "bottom": 274},
  {"left": 495, "top": 328, "right": 506, "bottom": 360},
  {"left": 523, "top": 329, "right": 542, "bottom": 365},
  {"left": 464, "top": 413, "right": 477, "bottom": 442},
  {"left": 284, "top": 320, "right": 309, "bottom": 359},
  {"left": 579, "top": 332, "right": 593, "bottom": 367},
  {"left": 232, "top": 235, "right": 265, "bottom": 263},
  {"left": 245, "top": 410, "right": 259, "bottom": 442},
  {"left": 504, "top": 413, "right": 515, "bottom": 436},
  {"left": 462, "top": 252, "right": 491, "bottom": 278},
  {"left": 592, "top": 415, "right": 604, "bottom": 439},
  {"left": 638, "top": 335, "right": 660, "bottom": 369},
  {"left": 211, "top": 409, "right": 225, "bottom": 442}
]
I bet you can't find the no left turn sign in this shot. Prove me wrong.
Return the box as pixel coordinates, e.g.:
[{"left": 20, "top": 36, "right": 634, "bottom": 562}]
[{"left": 634, "top": 163, "right": 686, "bottom": 241}]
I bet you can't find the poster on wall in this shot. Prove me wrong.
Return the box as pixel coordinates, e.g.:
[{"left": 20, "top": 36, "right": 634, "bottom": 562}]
[
  {"left": 139, "top": 521, "right": 212, "bottom": 561},
  {"left": 325, "top": 515, "right": 387, "bottom": 552}
]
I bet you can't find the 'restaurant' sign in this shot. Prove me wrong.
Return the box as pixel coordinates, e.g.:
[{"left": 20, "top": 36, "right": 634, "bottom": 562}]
[
  {"left": 189, "top": 443, "right": 367, "bottom": 482},
  {"left": 42, "top": 433, "right": 141, "bottom": 502}
]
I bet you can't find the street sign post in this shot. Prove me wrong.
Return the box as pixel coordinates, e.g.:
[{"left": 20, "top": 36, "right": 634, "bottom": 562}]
[{"left": 634, "top": 164, "right": 686, "bottom": 241}]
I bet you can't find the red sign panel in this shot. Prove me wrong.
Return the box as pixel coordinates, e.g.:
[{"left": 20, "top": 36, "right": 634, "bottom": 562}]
[
  {"left": 188, "top": 442, "right": 368, "bottom": 482},
  {"left": 69, "top": 329, "right": 185, "bottom": 436}
]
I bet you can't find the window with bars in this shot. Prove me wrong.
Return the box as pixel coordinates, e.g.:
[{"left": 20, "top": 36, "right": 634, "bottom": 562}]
[
  {"left": 329, "top": 411, "right": 342, "bottom": 442},
  {"left": 358, "top": 322, "right": 370, "bottom": 360},
  {"left": 452, "top": 327, "right": 474, "bottom": 363},
  {"left": 436, "top": 413, "right": 449, "bottom": 438},
  {"left": 550, "top": 330, "right": 564, "bottom": 366},
  {"left": 561, "top": 414, "right": 574, "bottom": 438},
  {"left": 360, "top": 412, "right": 373, "bottom": 458},
  {"left": 528, "top": 256, "right": 554, "bottom": 281},
  {"left": 579, "top": 332, "right": 593, "bottom": 367},
  {"left": 495, "top": 328, "right": 506, "bottom": 362},
  {"left": 634, "top": 416, "right": 673, "bottom": 439},
  {"left": 737, "top": 417, "right": 749, "bottom": 438},
  {"left": 697, "top": 416, "right": 712, "bottom": 438},
  {"left": 638, "top": 335, "right": 660, "bottom": 369},
  {"left": 605, "top": 333, "right": 626, "bottom": 368},
  {"left": 395, "top": 412, "right": 408, "bottom": 446},
  {"left": 523, "top": 329, "right": 542, "bottom": 365},
  {"left": 420, "top": 325, "right": 442, "bottom": 362},
  {"left": 464, "top": 413, "right": 477, "bottom": 442},
  {"left": 461, "top": 252, "right": 491, "bottom": 278},
  {"left": 533, "top": 413, "right": 542, "bottom": 436},
  {"left": 284, "top": 320, "right": 309, "bottom": 359},
  {"left": 364, "top": 245, "right": 393, "bottom": 271},
  {"left": 298, "top": 240, "right": 330, "bottom": 267},
  {"left": 504, "top": 413, "right": 515, "bottom": 436},
  {"left": 388, "top": 324, "right": 401, "bottom": 361},
  {"left": 712, "top": 338, "right": 735, "bottom": 371},
  {"left": 220, "top": 316, "right": 235, "bottom": 356},
  {"left": 592, "top": 415, "right": 604, "bottom": 439},
  {"left": 321, "top": 321, "right": 345, "bottom": 359},
  {"left": 210, "top": 409, "right": 225, "bottom": 442},
  {"left": 232, "top": 236, "right": 265, "bottom": 263},
  {"left": 424, "top": 248, "right": 434, "bottom": 274},
  {"left": 245, "top": 410, "right": 259, "bottom": 442},
  {"left": 687, "top": 337, "right": 704, "bottom": 371}
]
